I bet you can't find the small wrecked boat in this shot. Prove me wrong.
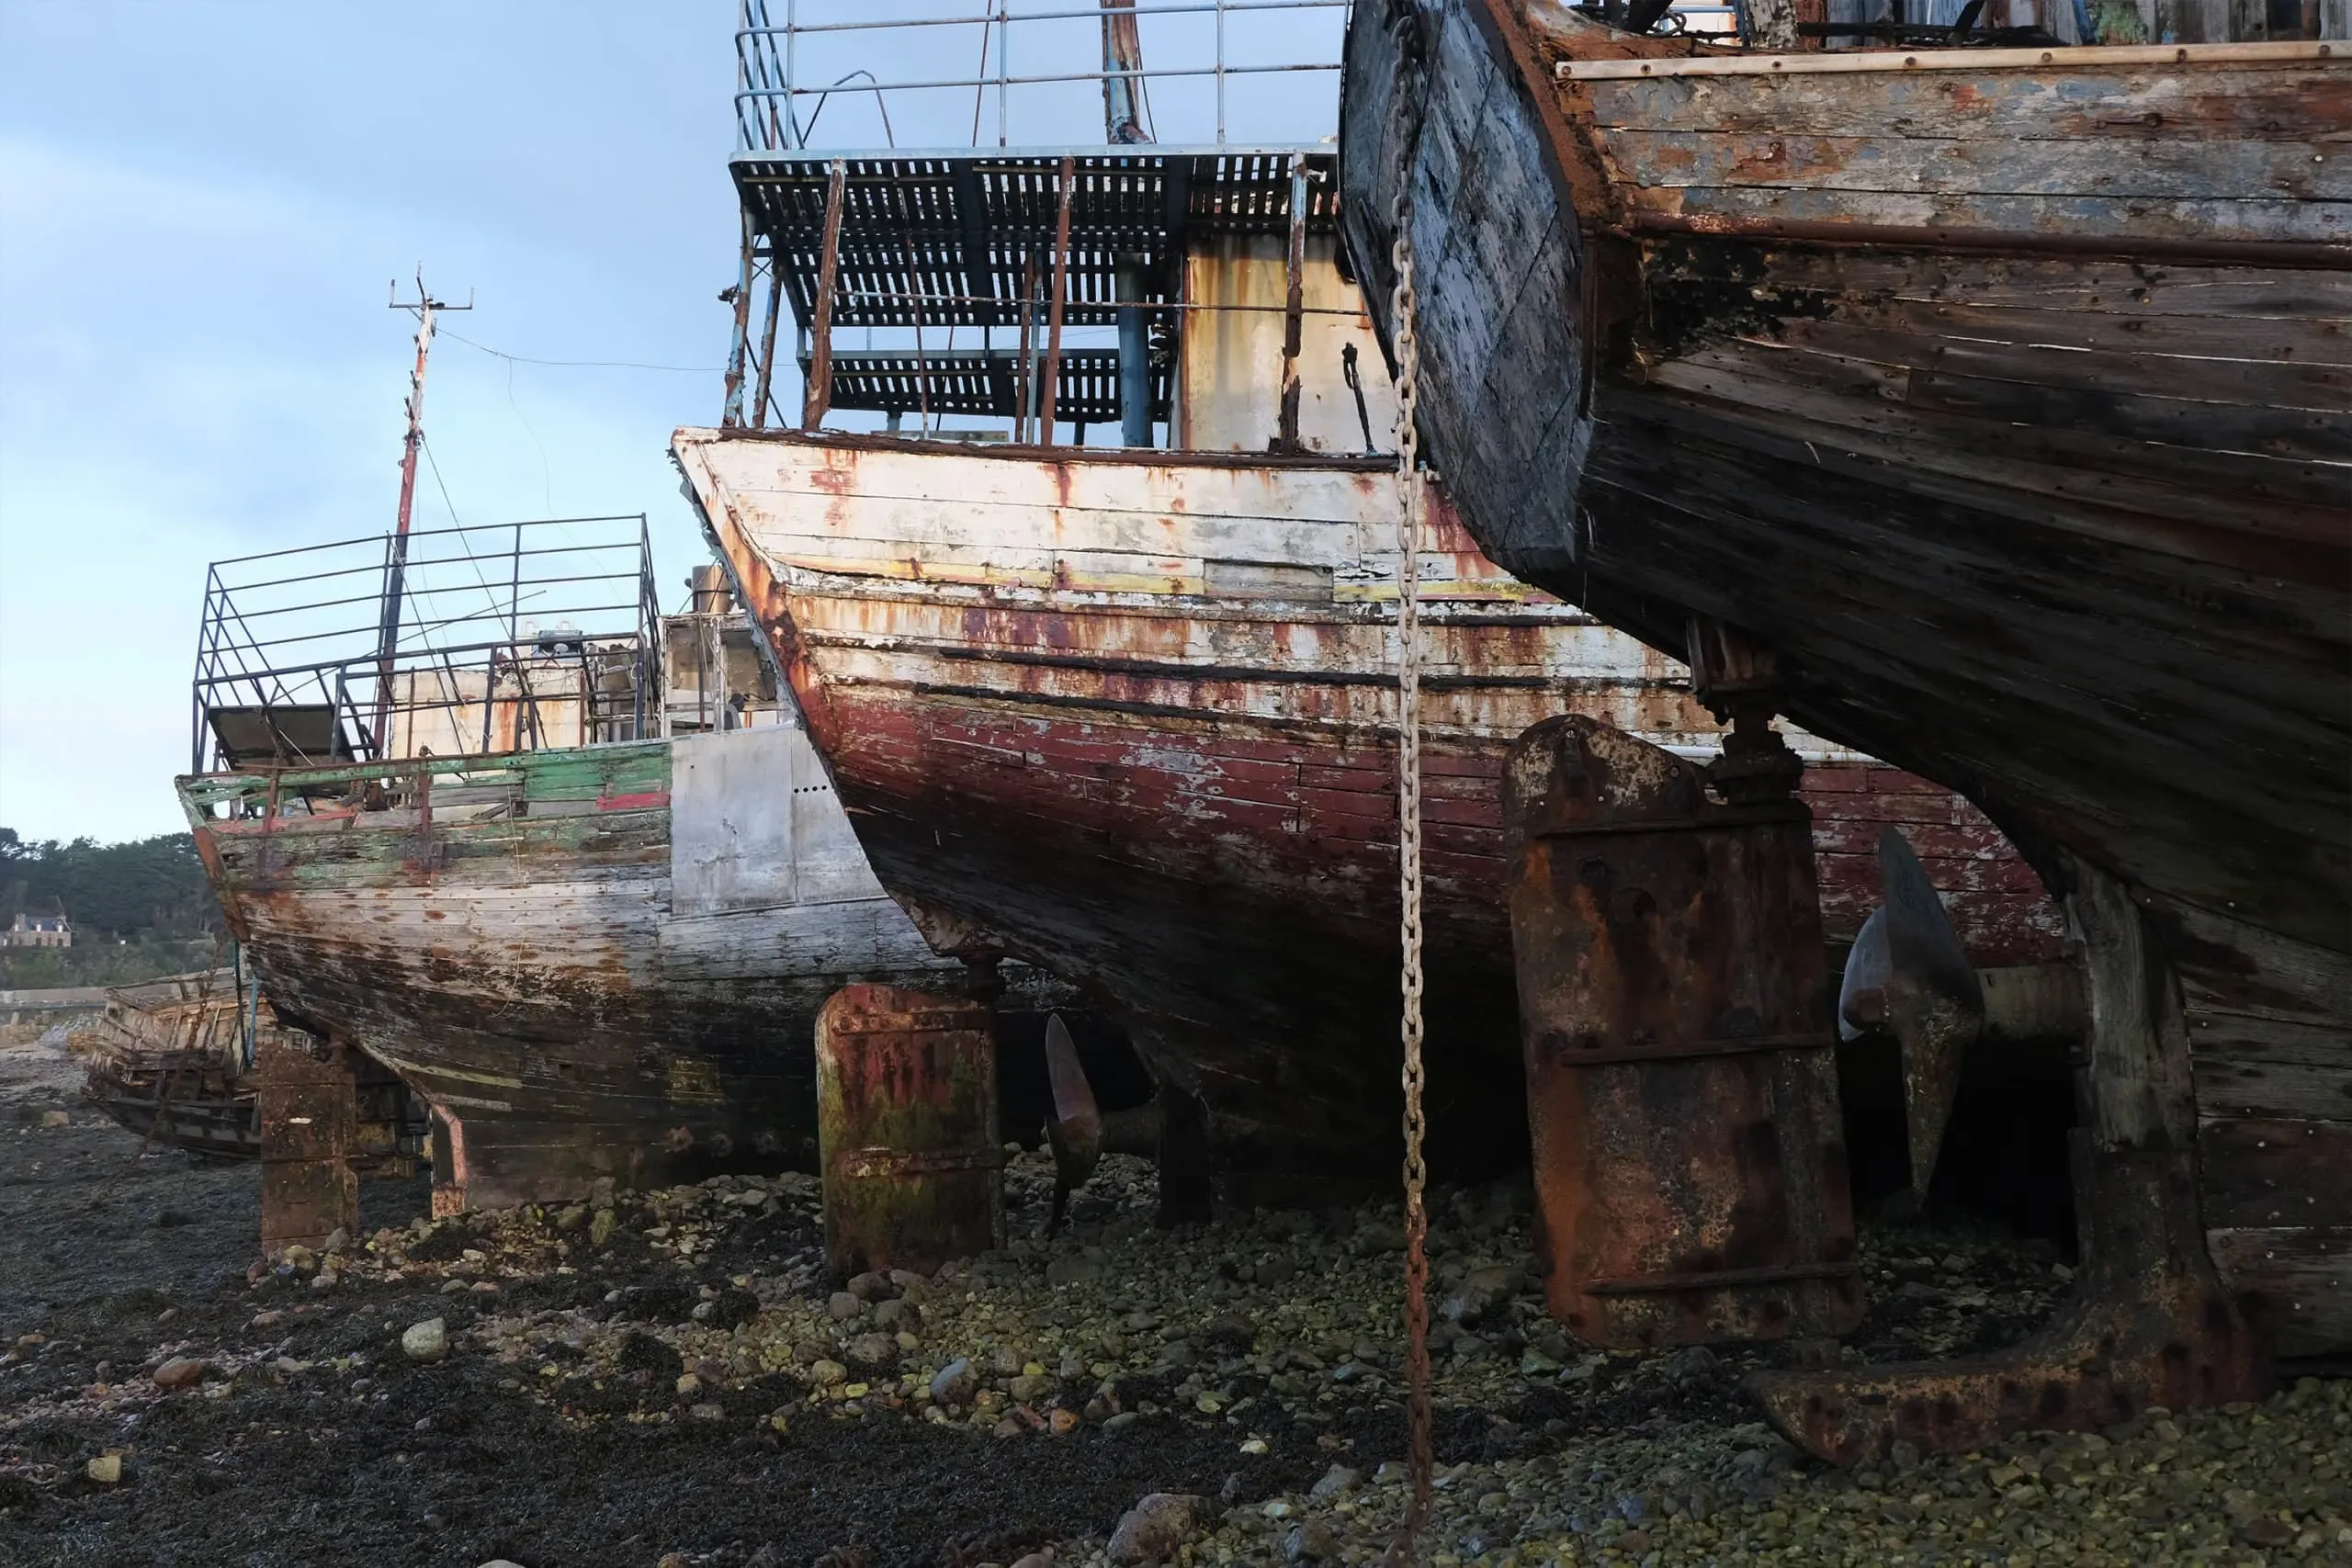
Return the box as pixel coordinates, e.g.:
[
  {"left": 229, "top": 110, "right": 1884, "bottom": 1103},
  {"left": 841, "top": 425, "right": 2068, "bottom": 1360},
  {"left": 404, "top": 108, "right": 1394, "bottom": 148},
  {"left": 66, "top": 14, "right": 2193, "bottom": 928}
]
[
  {"left": 78, "top": 968, "right": 417, "bottom": 1167},
  {"left": 178, "top": 513, "right": 1068, "bottom": 1212}
]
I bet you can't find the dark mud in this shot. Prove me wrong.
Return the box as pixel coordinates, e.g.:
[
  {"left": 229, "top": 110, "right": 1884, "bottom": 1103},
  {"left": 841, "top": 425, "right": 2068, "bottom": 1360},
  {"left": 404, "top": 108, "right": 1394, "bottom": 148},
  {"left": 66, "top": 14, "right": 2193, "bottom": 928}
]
[
  {"left": 1, "top": 1032, "right": 2101, "bottom": 1567},
  {"left": 0, "top": 1042, "right": 1365, "bottom": 1566}
]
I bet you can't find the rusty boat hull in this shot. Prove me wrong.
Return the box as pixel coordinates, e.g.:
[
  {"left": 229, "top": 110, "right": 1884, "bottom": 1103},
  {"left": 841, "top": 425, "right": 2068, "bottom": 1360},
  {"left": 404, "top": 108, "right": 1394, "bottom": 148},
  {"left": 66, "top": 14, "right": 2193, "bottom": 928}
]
[
  {"left": 178, "top": 728, "right": 1051, "bottom": 1210},
  {"left": 1339, "top": 10, "right": 2348, "bottom": 1354},
  {"left": 676, "top": 426, "right": 2067, "bottom": 1198}
]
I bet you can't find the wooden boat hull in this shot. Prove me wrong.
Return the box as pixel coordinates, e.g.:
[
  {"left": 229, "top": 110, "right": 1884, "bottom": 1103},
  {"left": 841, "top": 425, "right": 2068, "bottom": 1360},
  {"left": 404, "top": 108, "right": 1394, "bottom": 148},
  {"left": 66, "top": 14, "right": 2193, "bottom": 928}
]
[
  {"left": 74, "top": 970, "right": 417, "bottom": 1167},
  {"left": 178, "top": 728, "right": 1027, "bottom": 1210},
  {"left": 1339, "top": 8, "right": 2349, "bottom": 1349},
  {"left": 677, "top": 427, "right": 2067, "bottom": 1197}
]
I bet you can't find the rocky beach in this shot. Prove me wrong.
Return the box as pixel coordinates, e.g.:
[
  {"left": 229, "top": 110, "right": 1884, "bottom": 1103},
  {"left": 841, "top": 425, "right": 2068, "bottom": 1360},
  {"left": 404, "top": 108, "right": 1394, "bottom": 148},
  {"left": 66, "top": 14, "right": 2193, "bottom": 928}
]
[{"left": 2, "top": 1033, "right": 2346, "bottom": 1566}]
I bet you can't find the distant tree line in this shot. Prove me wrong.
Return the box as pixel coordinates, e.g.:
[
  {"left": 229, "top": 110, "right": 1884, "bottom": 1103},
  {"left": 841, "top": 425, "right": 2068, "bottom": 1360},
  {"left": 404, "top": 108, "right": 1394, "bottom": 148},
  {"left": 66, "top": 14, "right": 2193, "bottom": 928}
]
[{"left": 0, "top": 829, "right": 225, "bottom": 987}]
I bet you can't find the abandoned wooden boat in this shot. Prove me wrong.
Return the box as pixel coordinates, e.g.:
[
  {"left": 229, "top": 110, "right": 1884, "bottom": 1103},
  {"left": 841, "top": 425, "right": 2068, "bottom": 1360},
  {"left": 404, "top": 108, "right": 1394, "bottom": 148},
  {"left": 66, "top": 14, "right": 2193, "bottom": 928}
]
[
  {"left": 1340, "top": 2, "right": 2348, "bottom": 1429},
  {"left": 179, "top": 517, "right": 1059, "bottom": 1212},
  {"left": 76, "top": 968, "right": 418, "bottom": 1166},
  {"left": 676, "top": 4, "right": 2070, "bottom": 1196}
]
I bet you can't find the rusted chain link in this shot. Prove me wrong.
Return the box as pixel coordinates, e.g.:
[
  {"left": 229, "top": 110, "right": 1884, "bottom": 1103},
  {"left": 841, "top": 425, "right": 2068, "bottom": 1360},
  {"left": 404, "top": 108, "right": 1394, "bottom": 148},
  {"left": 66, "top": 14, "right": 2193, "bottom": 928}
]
[{"left": 1383, "top": 1, "right": 1435, "bottom": 1559}]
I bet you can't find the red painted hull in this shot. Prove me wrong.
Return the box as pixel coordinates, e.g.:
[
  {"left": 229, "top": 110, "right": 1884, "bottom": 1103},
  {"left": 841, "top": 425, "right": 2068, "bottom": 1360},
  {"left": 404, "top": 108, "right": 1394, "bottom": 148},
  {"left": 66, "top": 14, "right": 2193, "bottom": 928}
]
[
  {"left": 676, "top": 428, "right": 2065, "bottom": 1195},
  {"left": 802, "top": 683, "right": 2057, "bottom": 1194}
]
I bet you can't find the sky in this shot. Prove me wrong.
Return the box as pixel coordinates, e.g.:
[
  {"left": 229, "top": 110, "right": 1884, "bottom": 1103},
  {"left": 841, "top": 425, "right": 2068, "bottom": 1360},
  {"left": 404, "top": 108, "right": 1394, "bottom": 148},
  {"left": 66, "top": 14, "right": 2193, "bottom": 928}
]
[{"left": 0, "top": 0, "right": 1345, "bottom": 844}]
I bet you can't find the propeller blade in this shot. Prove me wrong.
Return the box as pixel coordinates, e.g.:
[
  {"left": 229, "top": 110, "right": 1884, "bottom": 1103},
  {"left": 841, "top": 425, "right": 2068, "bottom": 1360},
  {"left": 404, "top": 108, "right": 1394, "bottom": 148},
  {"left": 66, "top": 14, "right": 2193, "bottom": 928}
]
[
  {"left": 1041, "top": 1013, "right": 1102, "bottom": 1232},
  {"left": 1880, "top": 827, "right": 1983, "bottom": 1013},
  {"left": 1877, "top": 827, "right": 1985, "bottom": 1198},
  {"left": 1838, "top": 907, "right": 1892, "bottom": 1043}
]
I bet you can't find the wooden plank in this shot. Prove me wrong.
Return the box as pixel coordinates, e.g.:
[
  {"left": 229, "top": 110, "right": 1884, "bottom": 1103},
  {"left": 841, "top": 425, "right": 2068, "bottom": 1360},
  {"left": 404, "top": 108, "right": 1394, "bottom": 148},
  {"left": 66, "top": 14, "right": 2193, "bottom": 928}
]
[
  {"left": 2172, "top": 899, "right": 2352, "bottom": 1026},
  {"left": 1644, "top": 344, "right": 2352, "bottom": 525},
  {"left": 2199, "top": 1117, "right": 2352, "bottom": 1228},
  {"left": 1039, "top": 156, "right": 1073, "bottom": 443},
  {"left": 1813, "top": 294, "right": 2352, "bottom": 367},
  {"left": 1905, "top": 360, "right": 2352, "bottom": 464},
  {"left": 1599, "top": 130, "right": 2346, "bottom": 203},
  {"left": 2194, "top": 1055, "right": 2352, "bottom": 1121},
  {"left": 1560, "top": 39, "right": 2340, "bottom": 78},
  {"left": 2188, "top": 1011, "right": 2348, "bottom": 1067},
  {"left": 1684, "top": 247, "right": 2352, "bottom": 321},
  {"left": 1620, "top": 182, "right": 2351, "bottom": 246},
  {"left": 1779, "top": 316, "right": 2351, "bottom": 405},
  {"left": 2205, "top": 1225, "right": 2352, "bottom": 1358},
  {"left": 1574, "top": 62, "right": 2352, "bottom": 142},
  {"left": 803, "top": 160, "right": 846, "bottom": 432}
]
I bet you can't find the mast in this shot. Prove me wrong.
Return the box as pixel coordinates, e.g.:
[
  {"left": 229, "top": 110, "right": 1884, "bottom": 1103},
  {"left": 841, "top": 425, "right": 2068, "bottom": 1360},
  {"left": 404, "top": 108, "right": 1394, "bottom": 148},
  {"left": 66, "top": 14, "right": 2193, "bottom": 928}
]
[{"left": 374, "top": 276, "right": 469, "bottom": 755}]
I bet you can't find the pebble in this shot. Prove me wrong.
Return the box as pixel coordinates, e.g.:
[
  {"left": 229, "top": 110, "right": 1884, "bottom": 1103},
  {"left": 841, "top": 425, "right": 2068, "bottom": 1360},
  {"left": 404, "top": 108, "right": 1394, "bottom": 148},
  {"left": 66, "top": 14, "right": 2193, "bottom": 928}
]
[
  {"left": 305, "top": 1150, "right": 2347, "bottom": 1568},
  {"left": 401, "top": 1318, "right": 448, "bottom": 1363},
  {"left": 1308, "top": 1465, "right": 1360, "bottom": 1501},
  {"left": 151, "top": 1357, "right": 209, "bottom": 1391},
  {"left": 85, "top": 1454, "right": 121, "bottom": 1483},
  {"left": 929, "top": 1357, "right": 976, "bottom": 1405},
  {"left": 1283, "top": 1518, "right": 1336, "bottom": 1562},
  {"left": 1108, "top": 1492, "right": 1206, "bottom": 1564}
]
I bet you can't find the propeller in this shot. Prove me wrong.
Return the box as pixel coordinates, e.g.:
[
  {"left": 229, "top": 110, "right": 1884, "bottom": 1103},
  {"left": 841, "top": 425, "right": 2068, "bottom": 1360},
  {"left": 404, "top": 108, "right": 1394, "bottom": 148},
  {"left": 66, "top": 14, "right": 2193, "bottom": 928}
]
[
  {"left": 1839, "top": 828, "right": 1985, "bottom": 1198},
  {"left": 1043, "top": 1013, "right": 1104, "bottom": 1231},
  {"left": 1040, "top": 1012, "right": 1174, "bottom": 1231}
]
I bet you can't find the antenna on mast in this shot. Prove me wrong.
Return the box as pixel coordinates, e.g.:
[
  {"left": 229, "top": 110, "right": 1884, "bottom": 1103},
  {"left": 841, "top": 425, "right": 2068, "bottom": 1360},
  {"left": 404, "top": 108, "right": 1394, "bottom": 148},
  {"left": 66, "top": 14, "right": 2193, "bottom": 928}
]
[{"left": 372, "top": 270, "right": 473, "bottom": 756}]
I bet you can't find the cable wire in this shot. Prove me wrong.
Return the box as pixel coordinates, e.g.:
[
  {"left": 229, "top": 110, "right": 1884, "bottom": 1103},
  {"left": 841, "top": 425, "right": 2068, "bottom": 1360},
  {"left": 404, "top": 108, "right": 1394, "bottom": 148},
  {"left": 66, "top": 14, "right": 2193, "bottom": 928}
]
[{"left": 438, "top": 328, "right": 718, "bottom": 375}]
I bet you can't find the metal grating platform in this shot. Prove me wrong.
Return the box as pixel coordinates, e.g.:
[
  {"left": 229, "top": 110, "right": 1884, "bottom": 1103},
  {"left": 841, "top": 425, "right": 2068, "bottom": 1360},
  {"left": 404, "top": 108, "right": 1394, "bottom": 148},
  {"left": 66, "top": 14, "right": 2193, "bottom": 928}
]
[
  {"left": 735, "top": 145, "right": 1336, "bottom": 333},
  {"left": 805, "top": 346, "right": 1171, "bottom": 423}
]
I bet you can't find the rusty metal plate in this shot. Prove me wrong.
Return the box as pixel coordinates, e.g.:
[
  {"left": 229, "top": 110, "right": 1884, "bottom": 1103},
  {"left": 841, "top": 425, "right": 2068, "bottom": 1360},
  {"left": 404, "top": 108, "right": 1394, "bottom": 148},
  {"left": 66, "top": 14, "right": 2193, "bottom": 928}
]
[
  {"left": 255, "top": 1034, "right": 358, "bottom": 1250},
  {"left": 816, "top": 984, "right": 1002, "bottom": 1279},
  {"left": 1503, "top": 715, "right": 1861, "bottom": 1348}
]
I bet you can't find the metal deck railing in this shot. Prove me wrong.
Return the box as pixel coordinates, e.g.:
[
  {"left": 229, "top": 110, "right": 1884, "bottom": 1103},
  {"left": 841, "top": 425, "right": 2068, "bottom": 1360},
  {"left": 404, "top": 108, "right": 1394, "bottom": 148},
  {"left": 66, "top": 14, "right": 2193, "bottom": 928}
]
[
  {"left": 190, "top": 516, "right": 662, "bottom": 776},
  {"left": 735, "top": 0, "right": 1351, "bottom": 153}
]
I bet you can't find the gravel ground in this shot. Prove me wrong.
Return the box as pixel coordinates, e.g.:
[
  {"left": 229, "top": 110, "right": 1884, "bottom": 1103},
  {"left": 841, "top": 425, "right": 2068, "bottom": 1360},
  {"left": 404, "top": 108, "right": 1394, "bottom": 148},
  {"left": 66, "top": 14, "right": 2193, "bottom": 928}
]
[{"left": 2, "top": 1032, "right": 2346, "bottom": 1566}]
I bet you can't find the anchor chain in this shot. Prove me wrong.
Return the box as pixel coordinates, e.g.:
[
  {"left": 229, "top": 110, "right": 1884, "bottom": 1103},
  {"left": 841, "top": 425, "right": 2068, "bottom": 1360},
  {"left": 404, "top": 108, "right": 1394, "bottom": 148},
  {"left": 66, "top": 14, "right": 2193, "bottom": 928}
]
[{"left": 1384, "top": 1, "right": 1435, "bottom": 1555}]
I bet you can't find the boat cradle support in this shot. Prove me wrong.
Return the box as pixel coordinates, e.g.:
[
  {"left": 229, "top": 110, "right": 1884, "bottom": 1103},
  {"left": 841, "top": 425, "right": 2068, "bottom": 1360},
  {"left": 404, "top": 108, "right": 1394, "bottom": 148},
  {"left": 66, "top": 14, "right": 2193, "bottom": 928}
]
[{"left": 1502, "top": 710, "right": 1864, "bottom": 1348}]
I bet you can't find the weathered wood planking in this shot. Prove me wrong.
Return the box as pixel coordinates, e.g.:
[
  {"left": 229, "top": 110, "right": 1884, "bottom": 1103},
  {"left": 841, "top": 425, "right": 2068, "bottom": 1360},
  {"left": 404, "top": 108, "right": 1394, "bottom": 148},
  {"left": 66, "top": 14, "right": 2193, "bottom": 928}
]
[
  {"left": 676, "top": 426, "right": 2068, "bottom": 1193},
  {"left": 1340, "top": 0, "right": 2350, "bottom": 1348},
  {"left": 2207, "top": 1227, "right": 2352, "bottom": 1359},
  {"left": 177, "top": 730, "right": 1031, "bottom": 1211}
]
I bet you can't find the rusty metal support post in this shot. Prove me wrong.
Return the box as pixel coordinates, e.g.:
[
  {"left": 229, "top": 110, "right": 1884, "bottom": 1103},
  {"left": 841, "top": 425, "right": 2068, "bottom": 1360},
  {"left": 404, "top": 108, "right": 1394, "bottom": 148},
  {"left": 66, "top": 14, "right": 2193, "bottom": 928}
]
[
  {"left": 1039, "top": 155, "right": 1075, "bottom": 444},
  {"left": 1752, "top": 854, "right": 2268, "bottom": 1464},
  {"left": 1014, "top": 251, "right": 1040, "bottom": 443},
  {"left": 257, "top": 1032, "right": 358, "bottom": 1255},
  {"left": 816, "top": 984, "right": 1003, "bottom": 1280},
  {"left": 1503, "top": 714, "right": 1861, "bottom": 1348},
  {"left": 752, "top": 251, "right": 785, "bottom": 430},
  {"left": 802, "top": 160, "right": 846, "bottom": 432},
  {"left": 1277, "top": 152, "right": 1308, "bottom": 451}
]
